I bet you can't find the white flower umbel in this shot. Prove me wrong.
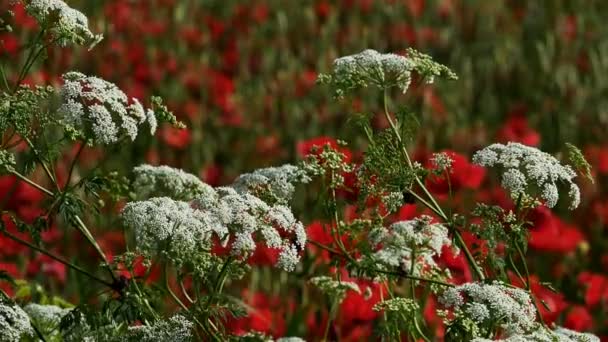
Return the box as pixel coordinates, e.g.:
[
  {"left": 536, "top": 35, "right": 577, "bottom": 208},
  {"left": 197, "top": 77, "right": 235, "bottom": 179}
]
[
  {"left": 121, "top": 197, "right": 216, "bottom": 265},
  {"left": 126, "top": 314, "right": 194, "bottom": 342},
  {"left": 365, "top": 215, "right": 452, "bottom": 277},
  {"left": 310, "top": 276, "right": 360, "bottom": 303},
  {"left": 332, "top": 49, "right": 415, "bottom": 94},
  {"left": 123, "top": 165, "right": 307, "bottom": 272},
  {"left": 192, "top": 187, "right": 307, "bottom": 272},
  {"left": 59, "top": 72, "right": 158, "bottom": 145},
  {"left": 132, "top": 164, "right": 216, "bottom": 201},
  {"left": 473, "top": 142, "right": 580, "bottom": 209},
  {"left": 320, "top": 48, "right": 456, "bottom": 97},
  {"left": 232, "top": 164, "right": 312, "bottom": 204},
  {"left": 21, "top": 0, "right": 103, "bottom": 47},
  {"left": 440, "top": 281, "right": 536, "bottom": 335},
  {"left": 472, "top": 325, "right": 600, "bottom": 342},
  {"left": 431, "top": 152, "right": 454, "bottom": 172},
  {"left": 0, "top": 300, "right": 34, "bottom": 342}
]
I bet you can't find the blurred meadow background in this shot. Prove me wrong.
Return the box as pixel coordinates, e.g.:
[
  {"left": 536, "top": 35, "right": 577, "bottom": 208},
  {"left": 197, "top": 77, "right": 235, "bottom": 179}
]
[{"left": 2, "top": 0, "right": 608, "bottom": 339}]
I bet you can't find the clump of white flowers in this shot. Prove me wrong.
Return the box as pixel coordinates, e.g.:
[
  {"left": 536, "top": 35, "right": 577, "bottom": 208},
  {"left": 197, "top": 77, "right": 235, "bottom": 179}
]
[
  {"left": 440, "top": 281, "right": 536, "bottom": 334},
  {"left": 132, "top": 164, "right": 215, "bottom": 201},
  {"left": 365, "top": 215, "right": 452, "bottom": 277},
  {"left": 59, "top": 72, "right": 158, "bottom": 145},
  {"left": 431, "top": 152, "right": 454, "bottom": 173},
  {"left": 192, "top": 186, "right": 307, "bottom": 272},
  {"left": 319, "top": 48, "right": 456, "bottom": 97},
  {"left": 126, "top": 314, "right": 193, "bottom": 342},
  {"left": 472, "top": 142, "right": 580, "bottom": 209},
  {"left": 472, "top": 326, "right": 600, "bottom": 342},
  {"left": 122, "top": 164, "right": 307, "bottom": 272},
  {"left": 121, "top": 197, "right": 217, "bottom": 266},
  {"left": 19, "top": 0, "right": 103, "bottom": 47},
  {"left": 231, "top": 164, "right": 312, "bottom": 204},
  {"left": 310, "top": 276, "right": 360, "bottom": 303},
  {"left": 0, "top": 299, "right": 34, "bottom": 342}
]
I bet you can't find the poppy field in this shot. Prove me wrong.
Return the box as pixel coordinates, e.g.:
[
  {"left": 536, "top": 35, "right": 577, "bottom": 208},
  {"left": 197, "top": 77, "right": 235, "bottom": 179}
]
[{"left": 0, "top": 1, "right": 607, "bottom": 341}]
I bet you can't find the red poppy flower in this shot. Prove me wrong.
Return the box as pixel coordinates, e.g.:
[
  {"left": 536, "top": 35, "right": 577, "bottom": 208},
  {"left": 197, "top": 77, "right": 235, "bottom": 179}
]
[
  {"left": 497, "top": 114, "right": 540, "bottom": 147},
  {"left": 527, "top": 206, "right": 585, "bottom": 254},
  {"left": 564, "top": 305, "right": 594, "bottom": 331},
  {"left": 159, "top": 126, "right": 192, "bottom": 150},
  {"left": 577, "top": 272, "right": 608, "bottom": 308}
]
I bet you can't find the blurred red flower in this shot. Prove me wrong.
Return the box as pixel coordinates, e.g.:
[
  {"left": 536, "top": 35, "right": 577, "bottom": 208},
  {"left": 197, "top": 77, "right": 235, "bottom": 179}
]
[{"left": 425, "top": 150, "right": 486, "bottom": 196}]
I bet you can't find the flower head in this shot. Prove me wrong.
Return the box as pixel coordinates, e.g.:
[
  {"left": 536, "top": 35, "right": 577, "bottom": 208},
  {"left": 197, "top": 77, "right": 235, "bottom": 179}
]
[
  {"left": 127, "top": 314, "right": 194, "bottom": 342},
  {"left": 59, "top": 72, "right": 158, "bottom": 145},
  {"left": 21, "top": 0, "right": 102, "bottom": 48},
  {"left": 440, "top": 281, "right": 536, "bottom": 334},
  {"left": 473, "top": 142, "right": 580, "bottom": 209},
  {"left": 132, "top": 164, "right": 215, "bottom": 201},
  {"left": 365, "top": 215, "right": 452, "bottom": 278},
  {"left": 319, "top": 48, "right": 456, "bottom": 97},
  {"left": 0, "top": 299, "right": 34, "bottom": 342}
]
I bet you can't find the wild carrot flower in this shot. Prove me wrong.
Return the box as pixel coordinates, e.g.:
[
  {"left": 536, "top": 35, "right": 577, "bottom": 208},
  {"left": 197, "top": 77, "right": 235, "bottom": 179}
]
[
  {"left": 20, "top": 0, "right": 103, "bottom": 47},
  {"left": 59, "top": 72, "right": 158, "bottom": 145},
  {"left": 472, "top": 142, "right": 580, "bottom": 209},
  {"left": 319, "top": 48, "right": 456, "bottom": 97},
  {"left": 132, "top": 164, "right": 215, "bottom": 201},
  {"left": 440, "top": 281, "right": 536, "bottom": 334},
  {"left": 365, "top": 215, "right": 452, "bottom": 277},
  {"left": 0, "top": 299, "right": 34, "bottom": 342}
]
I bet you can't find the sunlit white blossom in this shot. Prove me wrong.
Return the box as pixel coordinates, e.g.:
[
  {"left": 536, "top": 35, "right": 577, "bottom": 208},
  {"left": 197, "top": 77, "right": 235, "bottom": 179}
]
[
  {"left": 473, "top": 142, "right": 580, "bottom": 209},
  {"left": 22, "top": 0, "right": 103, "bottom": 47},
  {"left": 132, "top": 164, "right": 215, "bottom": 201},
  {"left": 231, "top": 164, "right": 312, "bottom": 204},
  {"left": 59, "top": 72, "right": 158, "bottom": 145},
  {"left": 440, "top": 281, "right": 536, "bottom": 334},
  {"left": 126, "top": 314, "right": 193, "bottom": 342}
]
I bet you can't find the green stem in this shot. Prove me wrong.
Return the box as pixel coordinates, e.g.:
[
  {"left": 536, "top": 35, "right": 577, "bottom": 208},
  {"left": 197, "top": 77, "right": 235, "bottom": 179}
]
[
  {"left": 0, "top": 61, "right": 10, "bottom": 91},
  {"left": 515, "top": 242, "right": 547, "bottom": 328},
  {"left": 380, "top": 89, "right": 485, "bottom": 281},
  {"left": 323, "top": 300, "right": 338, "bottom": 342},
  {"left": 0, "top": 229, "right": 114, "bottom": 288},
  {"left": 23, "top": 137, "right": 57, "bottom": 189},
  {"left": 9, "top": 170, "right": 53, "bottom": 196}
]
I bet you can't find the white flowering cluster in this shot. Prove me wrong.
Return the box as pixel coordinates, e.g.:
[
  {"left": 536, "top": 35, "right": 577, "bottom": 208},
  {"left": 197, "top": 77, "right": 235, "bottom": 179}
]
[
  {"left": 332, "top": 49, "right": 415, "bottom": 93},
  {"left": 431, "top": 152, "right": 454, "bottom": 172},
  {"left": 310, "top": 276, "right": 360, "bottom": 303},
  {"left": 365, "top": 215, "right": 452, "bottom": 277},
  {"left": 121, "top": 197, "right": 218, "bottom": 265},
  {"left": 231, "top": 164, "right": 312, "bottom": 204},
  {"left": 0, "top": 300, "right": 34, "bottom": 342},
  {"left": 126, "top": 314, "right": 193, "bottom": 342},
  {"left": 440, "top": 281, "right": 537, "bottom": 334},
  {"left": 122, "top": 165, "right": 307, "bottom": 272},
  {"left": 132, "top": 164, "right": 215, "bottom": 201},
  {"left": 472, "top": 142, "right": 580, "bottom": 209},
  {"left": 20, "top": 0, "right": 103, "bottom": 47},
  {"left": 24, "top": 303, "right": 69, "bottom": 333},
  {"left": 193, "top": 186, "right": 307, "bottom": 272},
  {"left": 472, "top": 326, "right": 600, "bottom": 342},
  {"left": 59, "top": 72, "right": 158, "bottom": 145},
  {"left": 320, "top": 48, "right": 456, "bottom": 97}
]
